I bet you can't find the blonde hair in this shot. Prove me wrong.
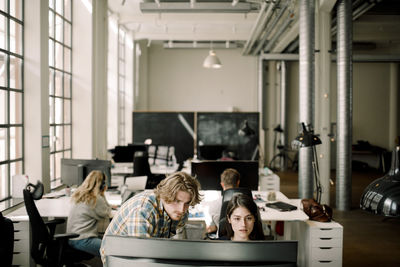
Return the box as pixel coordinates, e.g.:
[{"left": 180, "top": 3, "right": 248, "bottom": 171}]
[
  {"left": 154, "top": 172, "right": 202, "bottom": 206},
  {"left": 71, "top": 170, "right": 105, "bottom": 207}
]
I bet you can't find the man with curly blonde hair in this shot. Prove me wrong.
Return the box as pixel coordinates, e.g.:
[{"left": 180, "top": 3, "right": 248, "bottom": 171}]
[{"left": 100, "top": 172, "right": 201, "bottom": 261}]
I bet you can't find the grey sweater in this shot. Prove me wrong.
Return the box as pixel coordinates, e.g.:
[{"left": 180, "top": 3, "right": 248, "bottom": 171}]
[{"left": 67, "top": 195, "right": 111, "bottom": 240}]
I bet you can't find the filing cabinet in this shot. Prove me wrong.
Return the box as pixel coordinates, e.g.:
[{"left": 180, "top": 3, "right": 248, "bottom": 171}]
[
  {"left": 12, "top": 220, "right": 32, "bottom": 267},
  {"left": 296, "top": 220, "right": 343, "bottom": 267}
]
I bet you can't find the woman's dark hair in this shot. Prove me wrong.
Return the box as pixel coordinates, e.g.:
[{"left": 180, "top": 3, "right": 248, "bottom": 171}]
[{"left": 224, "top": 193, "right": 265, "bottom": 240}]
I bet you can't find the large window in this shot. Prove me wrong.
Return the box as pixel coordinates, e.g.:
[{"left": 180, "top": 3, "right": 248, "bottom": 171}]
[
  {"left": 0, "top": 0, "right": 24, "bottom": 200},
  {"left": 49, "top": 0, "right": 71, "bottom": 188}
]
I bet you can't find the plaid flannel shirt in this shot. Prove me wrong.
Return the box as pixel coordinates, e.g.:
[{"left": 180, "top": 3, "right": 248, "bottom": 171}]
[{"left": 100, "top": 190, "right": 188, "bottom": 263}]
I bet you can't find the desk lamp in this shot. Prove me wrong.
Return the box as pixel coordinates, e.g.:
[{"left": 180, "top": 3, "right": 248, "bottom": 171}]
[
  {"left": 360, "top": 146, "right": 400, "bottom": 217},
  {"left": 292, "top": 123, "right": 322, "bottom": 203}
]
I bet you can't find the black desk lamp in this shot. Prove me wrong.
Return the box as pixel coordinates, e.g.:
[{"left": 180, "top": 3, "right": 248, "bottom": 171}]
[
  {"left": 292, "top": 123, "right": 322, "bottom": 203},
  {"left": 238, "top": 120, "right": 255, "bottom": 137}
]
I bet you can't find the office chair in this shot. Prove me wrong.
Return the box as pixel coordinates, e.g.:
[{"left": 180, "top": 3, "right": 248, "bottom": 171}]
[
  {"left": 133, "top": 151, "right": 165, "bottom": 189},
  {"left": 0, "top": 211, "right": 14, "bottom": 267},
  {"left": 218, "top": 188, "right": 253, "bottom": 238},
  {"left": 23, "top": 182, "right": 92, "bottom": 267}
]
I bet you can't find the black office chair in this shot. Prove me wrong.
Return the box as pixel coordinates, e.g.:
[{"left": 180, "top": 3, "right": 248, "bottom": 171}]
[
  {"left": 23, "top": 182, "right": 92, "bottom": 267},
  {"left": 133, "top": 151, "right": 165, "bottom": 189},
  {"left": 218, "top": 187, "right": 253, "bottom": 238},
  {"left": 0, "top": 211, "right": 14, "bottom": 267}
]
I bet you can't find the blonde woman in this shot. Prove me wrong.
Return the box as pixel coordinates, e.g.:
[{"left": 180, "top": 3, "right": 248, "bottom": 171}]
[{"left": 67, "top": 170, "right": 112, "bottom": 257}]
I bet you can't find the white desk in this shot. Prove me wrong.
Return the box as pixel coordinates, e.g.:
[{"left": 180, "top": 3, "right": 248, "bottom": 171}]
[{"left": 8, "top": 189, "right": 341, "bottom": 267}]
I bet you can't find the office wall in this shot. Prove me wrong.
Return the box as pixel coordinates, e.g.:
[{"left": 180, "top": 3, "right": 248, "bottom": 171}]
[
  {"left": 142, "top": 44, "right": 258, "bottom": 112},
  {"left": 287, "top": 61, "right": 397, "bottom": 152}
]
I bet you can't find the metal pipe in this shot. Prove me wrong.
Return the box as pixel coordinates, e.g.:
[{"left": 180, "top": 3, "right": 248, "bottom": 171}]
[
  {"left": 253, "top": 3, "right": 289, "bottom": 55},
  {"left": 242, "top": 2, "right": 272, "bottom": 55},
  {"left": 298, "top": 0, "right": 315, "bottom": 199},
  {"left": 264, "top": 13, "right": 295, "bottom": 53},
  {"left": 280, "top": 60, "right": 287, "bottom": 170},
  {"left": 336, "top": 0, "right": 353, "bottom": 211}
]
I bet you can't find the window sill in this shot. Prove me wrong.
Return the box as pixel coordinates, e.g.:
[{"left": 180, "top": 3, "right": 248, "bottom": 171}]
[{"left": 0, "top": 198, "right": 24, "bottom": 214}]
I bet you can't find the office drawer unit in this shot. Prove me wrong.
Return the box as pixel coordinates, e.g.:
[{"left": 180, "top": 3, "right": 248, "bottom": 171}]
[
  {"left": 12, "top": 220, "right": 31, "bottom": 267},
  {"left": 258, "top": 173, "right": 280, "bottom": 191},
  {"left": 297, "top": 220, "right": 343, "bottom": 267}
]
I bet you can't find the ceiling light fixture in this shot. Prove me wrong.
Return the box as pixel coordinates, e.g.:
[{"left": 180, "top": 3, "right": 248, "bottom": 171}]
[{"left": 203, "top": 50, "right": 222, "bottom": 69}]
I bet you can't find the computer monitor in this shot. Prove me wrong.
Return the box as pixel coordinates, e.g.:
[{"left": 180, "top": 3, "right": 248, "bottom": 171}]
[
  {"left": 191, "top": 160, "right": 259, "bottom": 190},
  {"left": 61, "top": 158, "right": 112, "bottom": 187},
  {"left": 198, "top": 144, "right": 227, "bottom": 160},
  {"left": 103, "top": 235, "right": 298, "bottom": 267},
  {"left": 111, "top": 144, "right": 147, "bottom": 163}
]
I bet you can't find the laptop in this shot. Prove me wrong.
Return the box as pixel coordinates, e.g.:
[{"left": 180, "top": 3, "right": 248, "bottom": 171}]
[{"left": 125, "top": 175, "right": 148, "bottom": 191}]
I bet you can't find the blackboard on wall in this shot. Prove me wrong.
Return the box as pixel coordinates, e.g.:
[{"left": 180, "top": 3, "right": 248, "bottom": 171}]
[
  {"left": 132, "top": 112, "right": 195, "bottom": 164},
  {"left": 197, "top": 112, "right": 259, "bottom": 160}
]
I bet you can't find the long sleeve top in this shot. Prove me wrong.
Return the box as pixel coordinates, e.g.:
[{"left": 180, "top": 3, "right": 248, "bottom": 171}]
[{"left": 67, "top": 194, "right": 111, "bottom": 240}]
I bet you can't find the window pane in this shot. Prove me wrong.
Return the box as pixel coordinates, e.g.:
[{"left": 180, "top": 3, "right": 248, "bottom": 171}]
[
  {"left": 50, "top": 153, "right": 54, "bottom": 179},
  {"left": 10, "top": 20, "right": 22, "bottom": 54},
  {"left": 49, "top": 68, "right": 54, "bottom": 95},
  {"left": 0, "top": 14, "right": 7, "bottom": 50},
  {"left": 55, "top": 42, "right": 63, "bottom": 69},
  {"left": 55, "top": 14, "right": 63, "bottom": 42},
  {"left": 10, "top": 0, "right": 23, "bottom": 21},
  {"left": 0, "top": 0, "right": 7, "bottom": 12},
  {"left": 0, "top": 163, "right": 8, "bottom": 199},
  {"left": 55, "top": 70, "right": 62, "bottom": 96},
  {"left": 55, "top": 97, "right": 62, "bottom": 124},
  {"left": 0, "top": 89, "right": 7, "bottom": 124},
  {"left": 64, "top": 73, "right": 71, "bottom": 98},
  {"left": 10, "top": 55, "right": 22, "bottom": 89},
  {"left": 49, "top": 39, "right": 54, "bottom": 67},
  {"left": 64, "top": 0, "right": 71, "bottom": 21},
  {"left": 9, "top": 91, "right": 22, "bottom": 124},
  {"left": 56, "top": 0, "right": 63, "bottom": 15},
  {"left": 64, "top": 99, "right": 70, "bottom": 124},
  {"left": 0, "top": 52, "right": 8, "bottom": 86},
  {"left": 64, "top": 125, "right": 70, "bottom": 149},
  {"left": 0, "top": 128, "right": 7, "bottom": 161},
  {"left": 49, "top": 10, "right": 54, "bottom": 38},
  {"left": 64, "top": 21, "right": 71, "bottom": 47},
  {"left": 10, "top": 126, "right": 22, "bottom": 159},
  {"left": 64, "top": 47, "right": 71, "bottom": 72},
  {"left": 50, "top": 126, "right": 55, "bottom": 152},
  {"left": 49, "top": 97, "right": 54, "bottom": 124},
  {"left": 55, "top": 126, "right": 63, "bottom": 151},
  {"left": 10, "top": 160, "right": 22, "bottom": 179}
]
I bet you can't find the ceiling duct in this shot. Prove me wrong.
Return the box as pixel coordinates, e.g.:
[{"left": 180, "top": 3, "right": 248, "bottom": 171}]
[{"left": 140, "top": 2, "right": 259, "bottom": 13}]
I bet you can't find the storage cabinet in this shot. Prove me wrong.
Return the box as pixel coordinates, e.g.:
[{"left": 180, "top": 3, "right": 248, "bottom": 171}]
[
  {"left": 297, "top": 220, "right": 343, "bottom": 267},
  {"left": 12, "top": 220, "right": 31, "bottom": 267}
]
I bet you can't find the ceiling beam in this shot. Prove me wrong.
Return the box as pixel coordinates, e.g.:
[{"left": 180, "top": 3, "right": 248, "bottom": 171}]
[{"left": 140, "top": 2, "right": 257, "bottom": 13}]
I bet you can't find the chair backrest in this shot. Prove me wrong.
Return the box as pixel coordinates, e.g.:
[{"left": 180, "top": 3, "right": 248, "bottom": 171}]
[
  {"left": 23, "top": 188, "right": 50, "bottom": 264},
  {"left": 0, "top": 211, "right": 14, "bottom": 267},
  {"left": 218, "top": 187, "right": 253, "bottom": 237},
  {"left": 133, "top": 152, "right": 152, "bottom": 177}
]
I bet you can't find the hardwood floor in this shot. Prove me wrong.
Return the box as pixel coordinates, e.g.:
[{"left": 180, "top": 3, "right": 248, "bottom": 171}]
[{"left": 277, "top": 169, "right": 400, "bottom": 267}]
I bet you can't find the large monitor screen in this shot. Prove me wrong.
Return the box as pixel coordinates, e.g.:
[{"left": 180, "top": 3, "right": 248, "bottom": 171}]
[
  {"left": 61, "top": 158, "right": 112, "bottom": 187},
  {"left": 103, "top": 236, "right": 298, "bottom": 267},
  {"left": 191, "top": 160, "right": 259, "bottom": 190}
]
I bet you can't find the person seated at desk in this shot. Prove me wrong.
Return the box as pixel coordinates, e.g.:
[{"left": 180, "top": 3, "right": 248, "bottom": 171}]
[
  {"left": 67, "top": 170, "right": 114, "bottom": 257},
  {"left": 205, "top": 168, "right": 240, "bottom": 234},
  {"left": 219, "top": 194, "right": 265, "bottom": 241},
  {"left": 100, "top": 172, "right": 202, "bottom": 261}
]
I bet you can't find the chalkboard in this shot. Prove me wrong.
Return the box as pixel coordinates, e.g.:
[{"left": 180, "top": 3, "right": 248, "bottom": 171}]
[
  {"left": 132, "top": 112, "right": 195, "bottom": 164},
  {"left": 197, "top": 112, "right": 259, "bottom": 160}
]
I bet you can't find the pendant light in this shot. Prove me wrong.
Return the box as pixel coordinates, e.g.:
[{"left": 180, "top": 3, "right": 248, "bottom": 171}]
[{"left": 203, "top": 46, "right": 222, "bottom": 69}]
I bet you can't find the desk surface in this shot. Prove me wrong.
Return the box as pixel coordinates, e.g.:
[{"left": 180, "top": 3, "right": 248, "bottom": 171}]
[{"left": 8, "top": 190, "right": 308, "bottom": 222}]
